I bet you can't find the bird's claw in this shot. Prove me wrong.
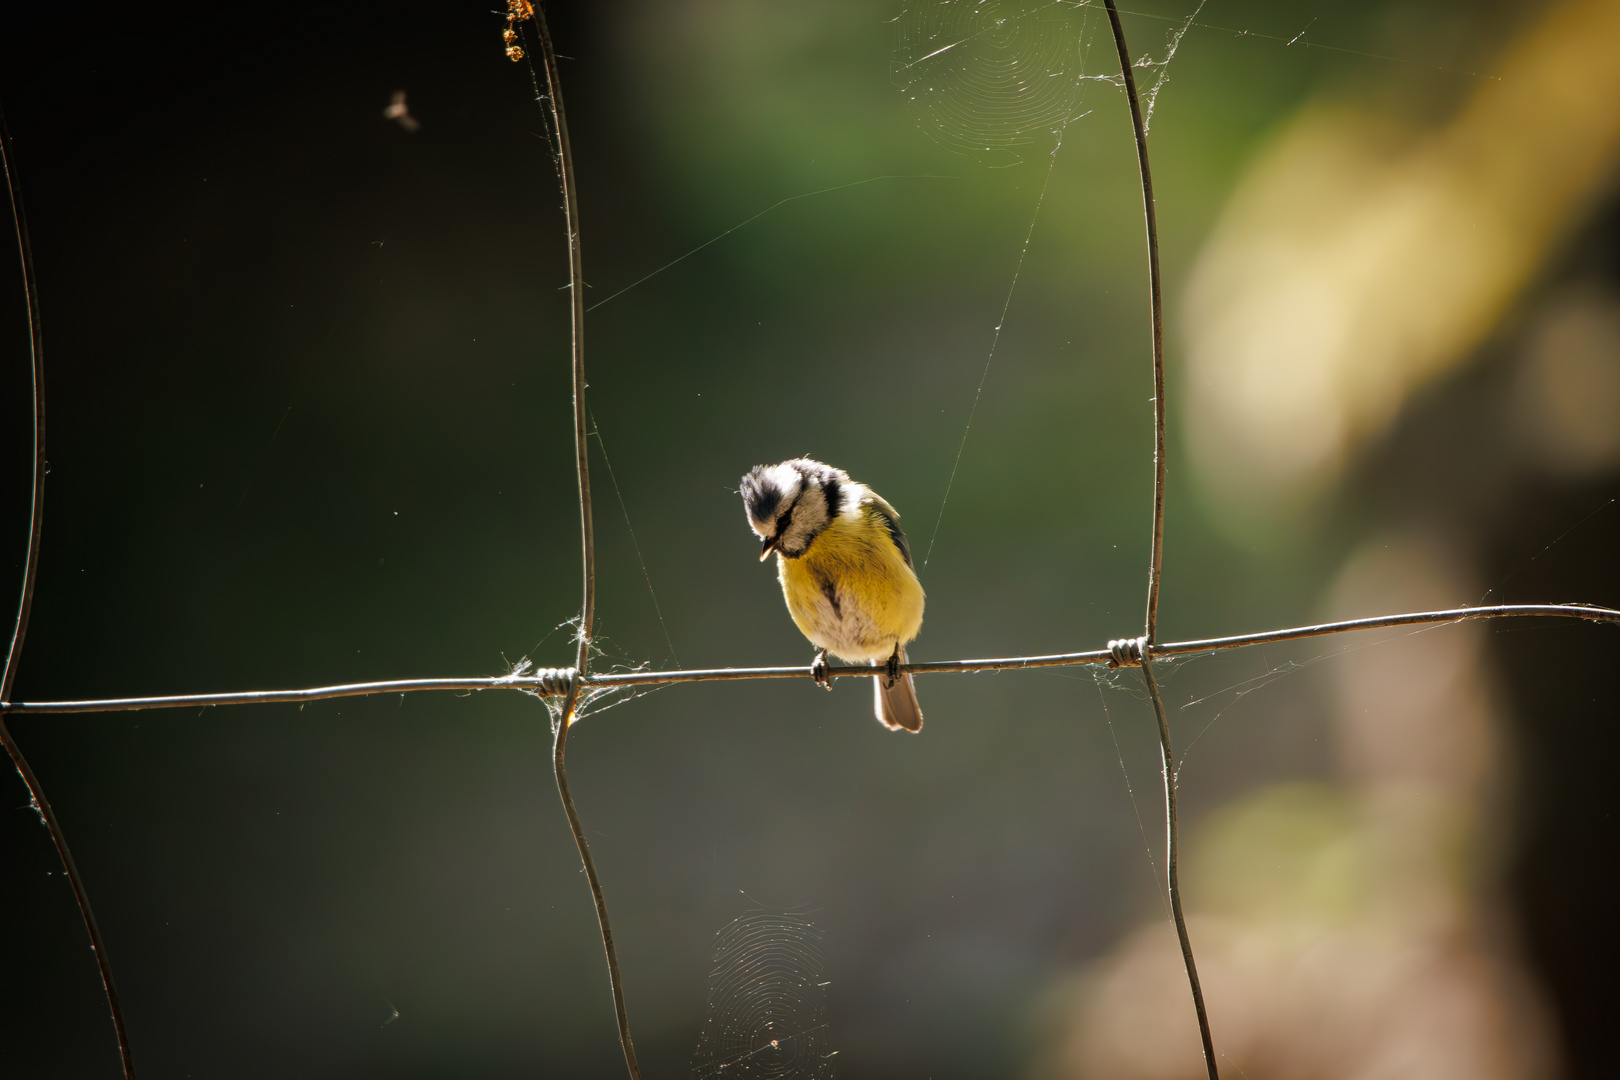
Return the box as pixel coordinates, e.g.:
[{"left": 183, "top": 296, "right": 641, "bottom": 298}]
[
  {"left": 885, "top": 646, "right": 901, "bottom": 688},
  {"left": 811, "top": 650, "right": 832, "bottom": 691}
]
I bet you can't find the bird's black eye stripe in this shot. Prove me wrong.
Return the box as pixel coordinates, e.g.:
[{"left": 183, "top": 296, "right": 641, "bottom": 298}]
[{"left": 773, "top": 492, "right": 801, "bottom": 537}]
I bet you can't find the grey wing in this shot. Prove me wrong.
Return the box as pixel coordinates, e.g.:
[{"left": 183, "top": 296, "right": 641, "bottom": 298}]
[{"left": 863, "top": 494, "right": 912, "bottom": 568}]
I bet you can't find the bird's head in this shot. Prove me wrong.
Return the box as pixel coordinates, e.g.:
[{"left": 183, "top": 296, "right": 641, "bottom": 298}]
[{"left": 740, "top": 458, "right": 846, "bottom": 560}]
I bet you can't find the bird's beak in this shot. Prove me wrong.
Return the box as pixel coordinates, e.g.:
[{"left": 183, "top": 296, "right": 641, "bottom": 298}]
[{"left": 759, "top": 535, "right": 778, "bottom": 561}]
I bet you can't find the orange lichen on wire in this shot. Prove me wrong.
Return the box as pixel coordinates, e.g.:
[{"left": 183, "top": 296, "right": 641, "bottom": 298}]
[{"left": 504, "top": 0, "right": 534, "bottom": 61}]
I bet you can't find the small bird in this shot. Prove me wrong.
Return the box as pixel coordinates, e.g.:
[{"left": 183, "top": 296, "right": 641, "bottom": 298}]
[{"left": 741, "top": 458, "right": 925, "bottom": 732}]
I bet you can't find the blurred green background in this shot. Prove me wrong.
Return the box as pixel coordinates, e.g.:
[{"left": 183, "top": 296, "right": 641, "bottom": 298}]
[{"left": 1, "top": 2, "right": 1616, "bottom": 1077}]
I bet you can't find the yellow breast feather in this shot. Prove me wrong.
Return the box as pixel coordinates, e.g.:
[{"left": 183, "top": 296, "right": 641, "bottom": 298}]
[{"left": 779, "top": 499, "right": 924, "bottom": 664}]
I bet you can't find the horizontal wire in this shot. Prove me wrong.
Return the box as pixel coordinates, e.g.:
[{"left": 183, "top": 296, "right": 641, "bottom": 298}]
[{"left": 3, "top": 603, "right": 1613, "bottom": 717}]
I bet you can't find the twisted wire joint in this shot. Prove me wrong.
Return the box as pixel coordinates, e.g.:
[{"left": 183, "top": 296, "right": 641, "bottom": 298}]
[
  {"left": 1108, "top": 636, "right": 1148, "bottom": 669},
  {"left": 534, "top": 667, "right": 578, "bottom": 698},
  {"left": 498, "top": 664, "right": 579, "bottom": 699}
]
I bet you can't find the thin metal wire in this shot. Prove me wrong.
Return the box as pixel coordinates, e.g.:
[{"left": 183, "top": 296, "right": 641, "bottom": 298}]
[
  {"left": 1142, "top": 653, "right": 1217, "bottom": 1076},
  {"left": 1103, "top": 0, "right": 1168, "bottom": 646},
  {"left": 4, "top": 603, "right": 1614, "bottom": 716},
  {"left": 0, "top": 11, "right": 1610, "bottom": 1078},
  {"left": 551, "top": 679, "right": 639, "bottom": 1079},
  {"left": 1103, "top": 3, "right": 1213, "bottom": 1075},
  {"left": 529, "top": 8, "right": 642, "bottom": 1079},
  {"left": 1, "top": 108, "right": 136, "bottom": 1078},
  {"left": 0, "top": 112, "right": 41, "bottom": 704}
]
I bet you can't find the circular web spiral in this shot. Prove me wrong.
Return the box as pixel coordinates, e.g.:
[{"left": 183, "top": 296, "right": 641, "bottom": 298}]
[
  {"left": 691, "top": 912, "right": 835, "bottom": 1079},
  {"left": 894, "top": 0, "right": 1099, "bottom": 158}
]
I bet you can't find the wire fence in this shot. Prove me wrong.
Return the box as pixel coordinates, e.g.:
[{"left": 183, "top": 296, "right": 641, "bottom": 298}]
[{"left": 3, "top": 4, "right": 1617, "bottom": 1079}]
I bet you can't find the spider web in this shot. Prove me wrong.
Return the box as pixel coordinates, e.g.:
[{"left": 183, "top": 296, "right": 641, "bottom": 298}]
[
  {"left": 893, "top": 0, "right": 1103, "bottom": 163},
  {"left": 692, "top": 911, "right": 837, "bottom": 1080}
]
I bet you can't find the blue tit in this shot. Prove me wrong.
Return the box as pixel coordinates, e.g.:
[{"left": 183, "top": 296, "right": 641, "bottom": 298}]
[{"left": 740, "top": 457, "right": 925, "bottom": 732}]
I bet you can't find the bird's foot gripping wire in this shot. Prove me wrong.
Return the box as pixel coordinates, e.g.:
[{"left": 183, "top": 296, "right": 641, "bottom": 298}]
[
  {"left": 1107, "top": 636, "right": 1148, "bottom": 669},
  {"left": 885, "top": 645, "right": 901, "bottom": 688},
  {"left": 811, "top": 649, "right": 832, "bottom": 691}
]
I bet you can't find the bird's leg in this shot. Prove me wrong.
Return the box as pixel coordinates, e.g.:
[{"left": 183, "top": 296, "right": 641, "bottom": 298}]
[
  {"left": 885, "top": 643, "right": 901, "bottom": 688},
  {"left": 811, "top": 648, "right": 832, "bottom": 691}
]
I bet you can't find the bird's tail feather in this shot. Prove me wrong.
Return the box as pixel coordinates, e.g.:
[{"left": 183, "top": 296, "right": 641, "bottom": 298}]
[{"left": 873, "top": 648, "right": 923, "bottom": 733}]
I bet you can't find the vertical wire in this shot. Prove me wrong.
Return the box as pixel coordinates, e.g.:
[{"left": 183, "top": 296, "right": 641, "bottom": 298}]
[
  {"left": 529, "top": 9, "right": 642, "bottom": 1079},
  {"left": 552, "top": 682, "right": 639, "bottom": 1079},
  {"left": 530, "top": 20, "right": 595, "bottom": 676},
  {"left": 1101, "top": 5, "right": 1218, "bottom": 1078},
  {"left": 1142, "top": 655, "right": 1218, "bottom": 1079},
  {"left": 1, "top": 109, "right": 136, "bottom": 1078},
  {"left": 1102, "top": 2, "right": 1167, "bottom": 644},
  {"left": 0, "top": 111, "right": 41, "bottom": 702}
]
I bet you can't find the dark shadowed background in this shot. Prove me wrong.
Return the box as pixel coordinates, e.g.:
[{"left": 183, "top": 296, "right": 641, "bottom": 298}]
[{"left": 2, "top": 2, "right": 1617, "bottom": 1078}]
